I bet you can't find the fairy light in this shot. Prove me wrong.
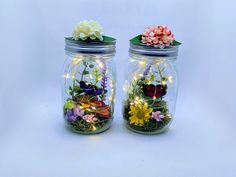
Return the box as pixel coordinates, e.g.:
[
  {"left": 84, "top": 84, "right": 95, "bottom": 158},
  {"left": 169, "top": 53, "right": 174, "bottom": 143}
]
[
  {"left": 92, "top": 125, "right": 96, "bottom": 131},
  {"left": 91, "top": 106, "right": 96, "bottom": 110},
  {"left": 130, "top": 59, "right": 135, "bottom": 62},
  {"left": 168, "top": 76, "right": 173, "bottom": 83},
  {"left": 110, "top": 82, "right": 114, "bottom": 88},
  {"left": 96, "top": 59, "right": 104, "bottom": 69},
  {"left": 108, "top": 96, "right": 113, "bottom": 101},
  {"left": 63, "top": 73, "right": 70, "bottom": 79},
  {"left": 72, "top": 57, "right": 82, "bottom": 65},
  {"left": 139, "top": 74, "right": 143, "bottom": 77},
  {"left": 139, "top": 61, "right": 146, "bottom": 65},
  {"left": 155, "top": 60, "right": 162, "bottom": 66},
  {"left": 86, "top": 108, "right": 91, "bottom": 112},
  {"left": 153, "top": 96, "right": 156, "bottom": 100},
  {"left": 161, "top": 80, "right": 166, "bottom": 85}
]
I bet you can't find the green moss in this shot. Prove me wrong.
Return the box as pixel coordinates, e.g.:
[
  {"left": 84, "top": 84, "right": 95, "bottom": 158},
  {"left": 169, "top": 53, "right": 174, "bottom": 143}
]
[{"left": 65, "top": 118, "right": 112, "bottom": 134}]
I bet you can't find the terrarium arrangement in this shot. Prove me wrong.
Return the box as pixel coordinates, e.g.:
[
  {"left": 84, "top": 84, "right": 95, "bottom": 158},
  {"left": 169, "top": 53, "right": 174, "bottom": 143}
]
[
  {"left": 63, "top": 20, "right": 116, "bottom": 134},
  {"left": 123, "top": 25, "right": 181, "bottom": 134}
]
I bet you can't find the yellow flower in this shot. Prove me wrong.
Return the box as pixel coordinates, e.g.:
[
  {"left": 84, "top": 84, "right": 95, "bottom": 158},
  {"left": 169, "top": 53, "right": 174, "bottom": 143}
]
[
  {"left": 72, "top": 20, "right": 103, "bottom": 41},
  {"left": 128, "top": 103, "right": 153, "bottom": 126}
]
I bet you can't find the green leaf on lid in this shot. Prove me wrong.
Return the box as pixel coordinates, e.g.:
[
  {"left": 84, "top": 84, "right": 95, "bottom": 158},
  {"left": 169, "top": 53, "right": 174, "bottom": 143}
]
[
  {"left": 172, "top": 40, "right": 182, "bottom": 46},
  {"left": 102, "top": 35, "right": 116, "bottom": 44},
  {"left": 65, "top": 35, "right": 116, "bottom": 44},
  {"left": 130, "top": 35, "right": 142, "bottom": 45}
]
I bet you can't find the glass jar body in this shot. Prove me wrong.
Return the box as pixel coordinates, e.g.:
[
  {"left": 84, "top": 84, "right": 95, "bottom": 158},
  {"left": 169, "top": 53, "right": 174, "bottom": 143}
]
[
  {"left": 123, "top": 54, "right": 178, "bottom": 134},
  {"left": 62, "top": 52, "right": 116, "bottom": 134}
]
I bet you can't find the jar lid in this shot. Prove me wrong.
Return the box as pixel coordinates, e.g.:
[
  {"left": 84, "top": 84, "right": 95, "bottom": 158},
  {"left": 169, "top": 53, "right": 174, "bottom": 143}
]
[
  {"left": 129, "top": 43, "right": 179, "bottom": 57},
  {"left": 65, "top": 38, "right": 116, "bottom": 54}
]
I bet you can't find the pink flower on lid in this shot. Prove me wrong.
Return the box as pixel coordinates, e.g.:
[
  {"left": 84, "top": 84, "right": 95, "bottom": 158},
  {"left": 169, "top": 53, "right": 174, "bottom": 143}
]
[{"left": 141, "top": 25, "right": 175, "bottom": 48}]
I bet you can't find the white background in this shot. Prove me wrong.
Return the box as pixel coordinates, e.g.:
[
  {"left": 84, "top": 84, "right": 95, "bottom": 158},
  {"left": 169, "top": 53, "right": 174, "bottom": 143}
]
[{"left": 0, "top": 0, "right": 236, "bottom": 177}]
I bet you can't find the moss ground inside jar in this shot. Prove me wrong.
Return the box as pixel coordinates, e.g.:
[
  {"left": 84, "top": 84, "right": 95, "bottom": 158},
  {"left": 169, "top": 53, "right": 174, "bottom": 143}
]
[{"left": 65, "top": 116, "right": 112, "bottom": 134}]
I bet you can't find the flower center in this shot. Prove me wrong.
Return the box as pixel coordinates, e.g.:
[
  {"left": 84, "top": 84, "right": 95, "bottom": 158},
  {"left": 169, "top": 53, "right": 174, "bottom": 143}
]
[{"left": 136, "top": 110, "right": 145, "bottom": 119}]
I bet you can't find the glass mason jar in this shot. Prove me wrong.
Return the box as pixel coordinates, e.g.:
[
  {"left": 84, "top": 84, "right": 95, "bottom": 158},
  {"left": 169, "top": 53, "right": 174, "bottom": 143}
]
[
  {"left": 123, "top": 43, "right": 179, "bottom": 134},
  {"left": 62, "top": 39, "right": 116, "bottom": 134}
]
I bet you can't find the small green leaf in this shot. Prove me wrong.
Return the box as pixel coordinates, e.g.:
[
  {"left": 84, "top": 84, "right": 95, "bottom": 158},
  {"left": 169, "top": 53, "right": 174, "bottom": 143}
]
[
  {"left": 172, "top": 40, "right": 182, "bottom": 46},
  {"left": 89, "top": 64, "right": 94, "bottom": 68},
  {"left": 83, "top": 70, "right": 89, "bottom": 75},
  {"left": 65, "top": 36, "right": 116, "bottom": 44},
  {"left": 130, "top": 35, "right": 142, "bottom": 45},
  {"left": 102, "top": 35, "right": 116, "bottom": 44},
  {"left": 150, "top": 74, "right": 155, "bottom": 82}
]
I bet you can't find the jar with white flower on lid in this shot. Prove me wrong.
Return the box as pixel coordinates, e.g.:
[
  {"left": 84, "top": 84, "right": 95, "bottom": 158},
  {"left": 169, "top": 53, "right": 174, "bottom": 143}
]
[
  {"left": 123, "top": 25, "right": 181, "bottom": 134},
  {"left": 62, "top": 20, "right": 116, "bottom": 134}
]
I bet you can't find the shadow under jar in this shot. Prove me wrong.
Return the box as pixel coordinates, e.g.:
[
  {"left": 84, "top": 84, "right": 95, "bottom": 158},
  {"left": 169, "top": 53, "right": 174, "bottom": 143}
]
[
  {"left": 62, "top": 39, "right": 116, "bottom": 134},
  {"left": 123, "top": 43, "right": 179, "bottom": 134}
]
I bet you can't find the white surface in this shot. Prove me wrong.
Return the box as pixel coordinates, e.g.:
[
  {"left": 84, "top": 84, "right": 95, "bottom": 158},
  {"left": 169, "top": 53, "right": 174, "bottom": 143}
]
[{"left": 1, "top": 0, "right": 236, "bottom": 176}]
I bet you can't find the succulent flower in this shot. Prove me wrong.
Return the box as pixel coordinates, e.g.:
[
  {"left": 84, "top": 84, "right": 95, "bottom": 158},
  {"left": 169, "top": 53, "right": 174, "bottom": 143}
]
[
  {"left": 141, "top": 25, "right": 174, "bottom": 48},
  {"left": 151, "top": 111, "right": 164, "bottom": 122},
  {"left": 64, "top": 100, "right": 75, "bottom": 110},
  {"left": 66, "top": 106, "right": 85, "bottom": 122},
  {"left": 72, "top": 20, "right": 103, "bottom": 41},
  {"left": 82, "top": 114, "right": 98, "bottom": 123}
]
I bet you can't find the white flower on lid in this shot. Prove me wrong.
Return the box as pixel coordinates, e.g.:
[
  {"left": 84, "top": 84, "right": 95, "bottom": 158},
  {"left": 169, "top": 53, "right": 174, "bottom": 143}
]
[{"left": 72, "top": 20, "right": 103, "bottom": 41}]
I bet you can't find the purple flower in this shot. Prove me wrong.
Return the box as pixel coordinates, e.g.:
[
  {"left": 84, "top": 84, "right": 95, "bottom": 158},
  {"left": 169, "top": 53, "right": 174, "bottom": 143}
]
[
  {"left": 151, "top": 111, "right": 164, "bottom": 122},
  {"left": 66, "top": 107, "right": 84, "bottom": 122},
  {"left": 100, "top": 60, "right": 108, "bottom": 100},
  {"left": 141, "top": 64, "right": 151, "bottom": 80},
  {"left": 101, "top": 60, "right": 108, "bottom": 90}
]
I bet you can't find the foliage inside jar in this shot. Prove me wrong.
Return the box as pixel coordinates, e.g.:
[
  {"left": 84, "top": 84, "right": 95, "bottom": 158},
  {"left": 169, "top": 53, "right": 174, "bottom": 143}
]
[
  {"left": 123, "top": 63, "right": 173, "bottom": 133},
  {"left": 63, "top": 59, "right": 113, "bottom": 133}
]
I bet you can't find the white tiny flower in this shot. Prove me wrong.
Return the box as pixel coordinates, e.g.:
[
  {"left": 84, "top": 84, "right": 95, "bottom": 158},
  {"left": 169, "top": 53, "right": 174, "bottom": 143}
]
[{"left": 72, "top": 20, "right": 103, "bottom": 41}]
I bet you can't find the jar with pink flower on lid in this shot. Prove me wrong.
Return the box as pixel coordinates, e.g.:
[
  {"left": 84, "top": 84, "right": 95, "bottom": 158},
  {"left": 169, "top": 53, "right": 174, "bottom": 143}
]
[
  {"left": 123, "top": 25, "right": 181, "bottom": 134},
  {"left": 62, "top": 20, "right": 116, "bottom": 134}
]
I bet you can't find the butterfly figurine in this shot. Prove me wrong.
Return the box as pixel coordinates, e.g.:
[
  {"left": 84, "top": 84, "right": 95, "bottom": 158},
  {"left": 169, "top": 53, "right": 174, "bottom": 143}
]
[
  {"left": 79, "top": 81, "right": 104, "bottom": 96},
  {"left": 142, "top": 84, "right": 167, "bottom": 98}
]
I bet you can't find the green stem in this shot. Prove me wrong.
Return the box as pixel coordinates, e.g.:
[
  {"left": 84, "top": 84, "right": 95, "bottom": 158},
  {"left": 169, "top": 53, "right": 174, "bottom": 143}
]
[
  {"left": 157, "top": 66, "right": 164, "bottom": 79},
  {"left": 81, "top": 63, "right": 88, "bottom": 81}
]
